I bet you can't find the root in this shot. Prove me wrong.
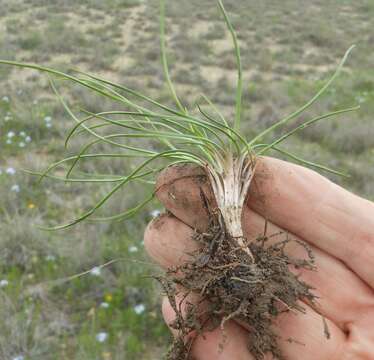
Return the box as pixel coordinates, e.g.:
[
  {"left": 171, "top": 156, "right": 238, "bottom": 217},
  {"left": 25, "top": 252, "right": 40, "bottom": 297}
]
[{"left": 157, "top": 214, "right": 318, "bottom": 360}]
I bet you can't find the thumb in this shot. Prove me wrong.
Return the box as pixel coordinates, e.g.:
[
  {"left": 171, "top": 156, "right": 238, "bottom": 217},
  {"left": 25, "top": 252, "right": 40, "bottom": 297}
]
[{"left": 155, "top": 163, "right": 214, "bottom": 232}]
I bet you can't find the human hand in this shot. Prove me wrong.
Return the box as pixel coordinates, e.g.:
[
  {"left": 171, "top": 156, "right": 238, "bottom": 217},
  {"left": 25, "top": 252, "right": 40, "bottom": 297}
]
[{"left": 144, "top": 157, "right": 374, "bottom": 359}]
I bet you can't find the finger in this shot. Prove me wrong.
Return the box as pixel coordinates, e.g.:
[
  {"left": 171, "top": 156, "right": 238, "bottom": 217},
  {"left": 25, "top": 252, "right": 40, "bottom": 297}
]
[
  {"left": 162, "top": 296, "right": 256, "bottom": 360},
  {"left": 145, "top": 213, "right": 374, "bottom": 329},
  {"left": 248, "top": 157, "right": 374, "bottom": 289},
  {"left": 145, "top": 213, "right": 198, "bottom": 269},
  {"left": 155, "top": 158, "right": 374, "bottom": 288},
  {"left": 273, "top": 302, "right": 346, "bottom": 360},
  {"left": 155, "top": 164, "right": 211, "bottom": 232},
  {"left": 238, "top": 300, "right": 347, "bottom": 360},
  {"left": 242, "top": 209, "right": 374, "bottom": 329}
]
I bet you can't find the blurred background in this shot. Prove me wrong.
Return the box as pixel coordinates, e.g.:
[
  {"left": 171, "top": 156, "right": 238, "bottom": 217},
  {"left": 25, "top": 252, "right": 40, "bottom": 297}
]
[{"left": 0, "top": 0, "right": 373, "bottom": 359}]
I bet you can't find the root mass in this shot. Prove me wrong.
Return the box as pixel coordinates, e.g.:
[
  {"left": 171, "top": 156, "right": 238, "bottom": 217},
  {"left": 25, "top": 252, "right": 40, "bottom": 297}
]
[{"left": 158, "top": 214, "right": 318, "bottom": 360}]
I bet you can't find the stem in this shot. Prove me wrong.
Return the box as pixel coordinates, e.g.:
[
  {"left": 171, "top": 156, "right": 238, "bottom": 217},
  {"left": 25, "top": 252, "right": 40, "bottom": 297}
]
[{"left": 206, "top": 152, "right": 256, "bottom": 260}]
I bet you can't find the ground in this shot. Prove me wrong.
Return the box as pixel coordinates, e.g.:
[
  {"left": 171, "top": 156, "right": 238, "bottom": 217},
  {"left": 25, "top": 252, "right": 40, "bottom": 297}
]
[{"left": 0, "top": 0, "right": 373, "bottom": 359}]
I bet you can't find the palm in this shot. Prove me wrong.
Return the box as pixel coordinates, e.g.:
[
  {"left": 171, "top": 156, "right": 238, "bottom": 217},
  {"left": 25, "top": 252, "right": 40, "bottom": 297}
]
[{"left": 145, "top": 157, "right": 374, "bottom": 359}]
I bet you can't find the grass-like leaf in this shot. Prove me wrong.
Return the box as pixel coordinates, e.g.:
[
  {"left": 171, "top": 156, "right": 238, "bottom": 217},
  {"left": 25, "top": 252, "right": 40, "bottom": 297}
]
[{"left": 0, "top": 1, "right": 358, "bottom": 230}]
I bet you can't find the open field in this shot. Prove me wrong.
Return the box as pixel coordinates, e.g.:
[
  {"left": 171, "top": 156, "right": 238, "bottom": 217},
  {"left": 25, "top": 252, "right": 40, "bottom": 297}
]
[{"left": 0, "top": 0, "right": 373, "bottom": 359}]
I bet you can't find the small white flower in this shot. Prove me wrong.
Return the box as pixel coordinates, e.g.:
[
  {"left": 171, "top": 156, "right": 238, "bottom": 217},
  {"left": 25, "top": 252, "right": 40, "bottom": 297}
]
[
  {"left": 7, "top": 131, "right": 15, "bottom": 138},
  {"left": 11, "top": 184, "right": 20, "bottom": 192},
  {"left": 19, "top": 131, "right": 26, "bottom": 137},
  {"left": 100, "top": 302, "right": 110, "bottom": 309},
  {"left": 6, "top": 139, "right": 12, "bottom": 144},
  {"left": 44, "top": 116, "right": 52, "bottom": 122},
  {"left": 90, "top": 266, "right": 101, "bottom": 276},
  {"left": 96, "top": 332, "right": 108, "bottom": 343},
  {"left": 19, "top": 142, "right": 25, "bottom": 148},
  {"left": 33, "top": 100, "right": 38, "bottom": 105},
  {"left": 25, "top": 136, "right": 32, "bottom": 143},
  {"left": 0, "top": 279, "right": 9, "bottom": 288},
  {"left": 46, "top": 123, "right": 52, "bottom": 128},
  {"left": 2, "top": 96, "right": 9, "bottom": 102},
  {"left": 150, "top": 209, "right": 161, "bottom": 218},
  {"left": 128, "top": 245, "right": 138, "bottom": 253},
  {"left": 46, "top": 254, "right": 56, "bottom": 261},
  {"left": 6, "top": 167, "right": 16, "bottom": 175},
  {"left": 4, "top": 115, "right": 12, "bottom": 121},
  {"left": 356, "top": 96, "right": 366, "bottom": 104},
  {"left": 134, "top": 304, "right": 145, "bottom": 315},
  {"left": 12, "top": 356, "right": 24, "bottom": 360}
]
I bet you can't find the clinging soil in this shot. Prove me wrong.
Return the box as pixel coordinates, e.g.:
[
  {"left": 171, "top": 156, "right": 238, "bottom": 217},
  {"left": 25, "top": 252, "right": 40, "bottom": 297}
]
[{"left": 156, "top": 204, "right": 319, "bottom": 360}]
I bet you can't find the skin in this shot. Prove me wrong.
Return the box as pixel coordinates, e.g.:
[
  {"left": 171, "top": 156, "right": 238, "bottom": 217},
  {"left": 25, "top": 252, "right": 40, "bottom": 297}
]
[{"left": 144, "top": 157, "right": 374, "bottom": 359}]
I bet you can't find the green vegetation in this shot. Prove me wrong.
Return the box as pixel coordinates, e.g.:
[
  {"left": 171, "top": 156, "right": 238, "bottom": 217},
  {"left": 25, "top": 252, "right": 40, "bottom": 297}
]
[{"left": 0, "top": 0, "right": 373, "bottom": 359}]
